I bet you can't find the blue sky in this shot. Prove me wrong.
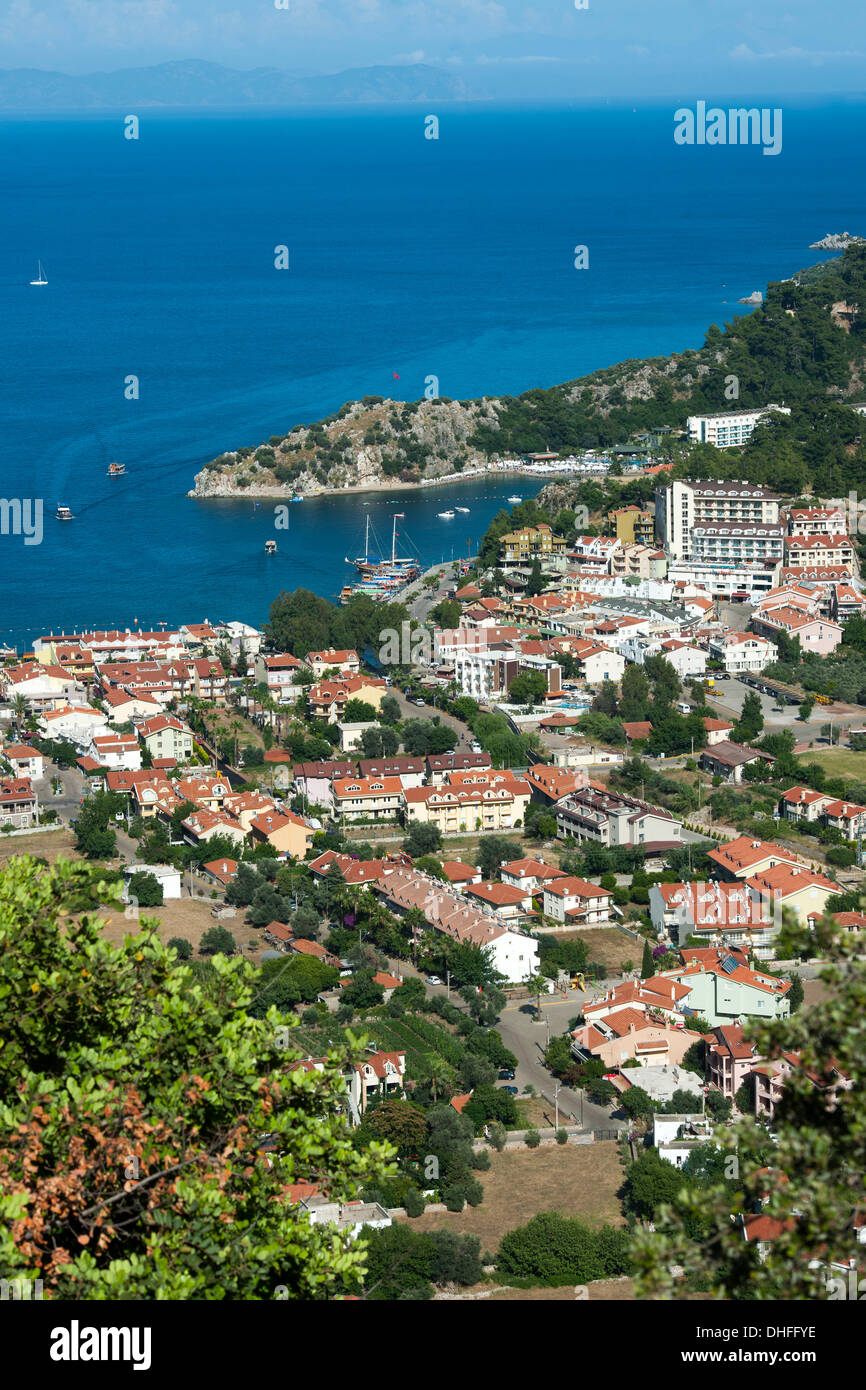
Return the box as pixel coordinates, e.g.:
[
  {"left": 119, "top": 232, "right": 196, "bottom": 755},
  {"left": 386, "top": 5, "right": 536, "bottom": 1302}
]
[{"left": 1, "top": 0, "right": 865, "bottom": 98}]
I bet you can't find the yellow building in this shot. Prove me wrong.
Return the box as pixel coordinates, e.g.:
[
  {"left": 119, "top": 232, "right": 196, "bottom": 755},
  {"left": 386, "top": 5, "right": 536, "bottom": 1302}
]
[
  {"left": 403, "top": 782, "right": 530, "bottom": 834},
  {"left": 249, "top": 808, "right": 315, "bottom": 857},
  {"left": 499, "top": 523, "right": 567, "bottom": 564},
  {"left": 610, "top": 506, "right": 655, "bottom": 545}
]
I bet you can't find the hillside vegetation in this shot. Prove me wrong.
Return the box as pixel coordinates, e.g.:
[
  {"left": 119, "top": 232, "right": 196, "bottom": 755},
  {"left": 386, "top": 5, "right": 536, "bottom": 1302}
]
[{"left": 191, "top": 246, "right": 866, "bottom": 499}]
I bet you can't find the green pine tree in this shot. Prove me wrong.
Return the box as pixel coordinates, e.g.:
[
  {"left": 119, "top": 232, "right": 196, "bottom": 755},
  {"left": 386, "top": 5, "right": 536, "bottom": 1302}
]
[{"left": 641, "top": 940, "right": 654, "bottom": 978}]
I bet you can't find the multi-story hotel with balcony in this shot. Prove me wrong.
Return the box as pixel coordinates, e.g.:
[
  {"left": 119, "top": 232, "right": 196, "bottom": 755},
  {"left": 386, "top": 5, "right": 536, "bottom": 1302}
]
[
  {"left": 655, "top": 479, "right": 781, "bottom": 561},
  {"left": 685, "top": 404, "right": 791, "bottom": 449}
]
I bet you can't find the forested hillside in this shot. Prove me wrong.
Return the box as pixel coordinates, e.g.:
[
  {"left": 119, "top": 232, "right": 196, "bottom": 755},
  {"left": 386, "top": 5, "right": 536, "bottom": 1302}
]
[{"left": 193, "top": 245, "right": 866, "bottom": 499}]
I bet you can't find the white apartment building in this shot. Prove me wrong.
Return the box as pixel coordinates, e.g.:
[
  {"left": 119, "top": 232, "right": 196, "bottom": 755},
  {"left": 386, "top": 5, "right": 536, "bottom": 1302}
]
[
  {"left": 655, "top": 479, "right": 781, "bottom": 561},
  {"left": 686, "top": 405, "right": 791, "bottom": 449},
  {"left": 667, "top": 559, "right": 780, "bottom": 600},
  {"left": 555, "top": 785, "right": 682, "bottom": 849},
  {"left": 452, "top": 644, "right": 562, "bottom": 702},
  {"left": 136, "top": 714, "right": 194, "bottom": 763},
  {"left": 691, "top": 522, "right": 785, "bottom": 570},
  {"left": 707, "top": 631, "right": 778, "bottom": 673},
  {"left": 786, "top": 507, "right": 847, "bottom": 537},
  {"left": 620, "top": 636, "right": 707, "bottom": 679}
]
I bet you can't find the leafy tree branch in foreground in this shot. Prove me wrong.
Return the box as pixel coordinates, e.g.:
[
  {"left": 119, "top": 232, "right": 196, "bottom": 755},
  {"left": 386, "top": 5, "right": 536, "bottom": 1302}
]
[{"left": 0, "top": 855, "right": 394, "bottom": 1299}]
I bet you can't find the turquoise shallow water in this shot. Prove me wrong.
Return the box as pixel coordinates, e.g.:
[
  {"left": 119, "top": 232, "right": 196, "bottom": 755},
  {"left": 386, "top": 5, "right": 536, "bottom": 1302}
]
[{"left": 1, "top": 102, "right": 863, "bottom": 644}]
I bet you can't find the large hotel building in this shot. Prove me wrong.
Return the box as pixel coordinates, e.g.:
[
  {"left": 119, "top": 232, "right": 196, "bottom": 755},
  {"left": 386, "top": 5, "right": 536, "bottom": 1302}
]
[
  {"left": 686, "top": 404, "right": 791, "bottom": 449},
  {"left": 655, "top": 479, "right": 782, "bottom": 562}
]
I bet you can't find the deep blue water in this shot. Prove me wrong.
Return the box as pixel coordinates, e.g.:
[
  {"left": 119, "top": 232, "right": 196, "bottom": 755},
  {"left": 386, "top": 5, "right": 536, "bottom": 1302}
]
[{"left": 2, "top": 101, "right": 865, "bottom": 646}]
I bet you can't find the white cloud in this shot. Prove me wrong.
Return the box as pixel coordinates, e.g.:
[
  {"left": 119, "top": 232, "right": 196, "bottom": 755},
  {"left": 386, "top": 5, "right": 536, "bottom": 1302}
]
[
  {"left": 474, "top": 52, "right": 567, "bottom": 65},
  {"left": 730, "top": 42, "right": 865, "bottom": 62}
]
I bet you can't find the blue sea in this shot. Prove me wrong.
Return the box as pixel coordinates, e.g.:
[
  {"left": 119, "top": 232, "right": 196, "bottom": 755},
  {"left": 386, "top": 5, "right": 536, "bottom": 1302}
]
[{"left": 2, "top": 100, "right": 865, "bottom": 647}]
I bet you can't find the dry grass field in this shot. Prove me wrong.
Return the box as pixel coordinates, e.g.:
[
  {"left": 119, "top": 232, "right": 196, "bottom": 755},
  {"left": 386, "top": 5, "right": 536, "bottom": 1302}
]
[
  {"left": 455, "top": 1277, "right": 637, "bottom": 1301},
  {"left": 399, "top": 1141, "right": 626, "bottom": 1254},
  {"left": 96, "top": 897, "right": 266, "bottom": 962},
  {"left": 0, "top": 827, "right": 79, "bottom": 865},
  {"left": 552, "top": 926, "right": 641, "bottom": 975}
]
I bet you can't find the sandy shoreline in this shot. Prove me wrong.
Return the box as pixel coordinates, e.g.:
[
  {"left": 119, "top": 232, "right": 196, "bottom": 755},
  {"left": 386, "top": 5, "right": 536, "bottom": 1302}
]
[{"left": 187, "top": 463, "right": 579, "bottom": 503}]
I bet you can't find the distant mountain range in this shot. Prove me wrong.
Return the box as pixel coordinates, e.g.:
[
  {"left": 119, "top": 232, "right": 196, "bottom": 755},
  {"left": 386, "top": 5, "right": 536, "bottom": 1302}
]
[{"left": 0, "top": 60, "right": 476, "bottom": 111}]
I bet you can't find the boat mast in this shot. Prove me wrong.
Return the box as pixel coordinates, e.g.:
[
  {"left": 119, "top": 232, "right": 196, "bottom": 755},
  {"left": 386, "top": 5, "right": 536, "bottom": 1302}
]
[{"left": 392, "top": 511, "right": 405, "bottom": 565}]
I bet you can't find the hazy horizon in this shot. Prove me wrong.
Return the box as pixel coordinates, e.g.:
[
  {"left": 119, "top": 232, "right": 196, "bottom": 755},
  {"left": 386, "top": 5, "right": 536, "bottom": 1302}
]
[{"left": 0, "top": 0, "right": 864, "bottom": 102}]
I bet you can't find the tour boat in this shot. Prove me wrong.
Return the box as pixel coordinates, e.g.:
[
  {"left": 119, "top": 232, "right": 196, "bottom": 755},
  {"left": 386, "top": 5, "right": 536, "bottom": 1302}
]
[
  {"left": 265, "top": 539, "right": 277, "bottom": 553},
  {"left": 437, "top": 510, "right": 455, "bottom": 519},
  {"left": 107, "top": 461, "right": 125, "bottom": 477},
  {"left": 30, "top": 261, "right": 48, "bottom": 286},
  {"left": 56, "top": 504, "right": 73, "bottom": 521},
  {"left": 507, "top": 495, "right": 522, "bottom": 504},
  {"left": 347, "top": 513, "right": 419, "bottom": 579}
]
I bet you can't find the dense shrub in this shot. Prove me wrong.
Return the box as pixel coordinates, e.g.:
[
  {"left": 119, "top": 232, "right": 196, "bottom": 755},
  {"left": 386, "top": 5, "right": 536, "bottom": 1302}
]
[{"left": 497, "top": 1213, "right": 633, "bottom": 1284}]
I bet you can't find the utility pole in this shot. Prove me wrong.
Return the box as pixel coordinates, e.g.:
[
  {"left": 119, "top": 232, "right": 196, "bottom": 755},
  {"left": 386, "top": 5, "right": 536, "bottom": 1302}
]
[
  {"left": 554, "top": 1082, "right": 561, "bottom": 1132},
  {"left": 446, "top": 967, "right": 451, "bottom": 1001}
]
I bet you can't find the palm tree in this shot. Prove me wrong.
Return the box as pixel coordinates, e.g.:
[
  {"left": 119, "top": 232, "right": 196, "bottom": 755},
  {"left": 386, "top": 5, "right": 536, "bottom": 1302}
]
[
  {"left": 427, "top": 1058, "right": 455, "bottom": 1105},
  {"left": 12, "top": 694, "right": 28, "bottom": 736}
]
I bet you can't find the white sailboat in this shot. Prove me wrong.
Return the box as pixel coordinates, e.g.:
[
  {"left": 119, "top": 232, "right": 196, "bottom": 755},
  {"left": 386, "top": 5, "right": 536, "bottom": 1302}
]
[{"left": 30, "top": 261, "right": 48, "bottom": 286}]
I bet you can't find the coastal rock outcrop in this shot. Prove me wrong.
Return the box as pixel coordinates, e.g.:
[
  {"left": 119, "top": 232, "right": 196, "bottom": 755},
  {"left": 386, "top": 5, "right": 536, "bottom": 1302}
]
[{"left": 809, "top": 232, "right": 864, "bottom": 250}]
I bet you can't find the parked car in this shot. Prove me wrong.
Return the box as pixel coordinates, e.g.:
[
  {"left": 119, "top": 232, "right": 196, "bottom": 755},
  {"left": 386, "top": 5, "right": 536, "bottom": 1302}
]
[
  {"left": 426, "top": 975, "right": 442, "bottom": 986},
  {"left": 471, "top": 742, "right": 482, "bottom": 753},
  {"left": 500, "top": 1085, "right": 519, "bottom": 1096},
  {"left": 412, "top": 697, "right": 426, "bottom": 706},
  {"left": 498, "top": 1068, "right": 516, "bottom": 1080}
]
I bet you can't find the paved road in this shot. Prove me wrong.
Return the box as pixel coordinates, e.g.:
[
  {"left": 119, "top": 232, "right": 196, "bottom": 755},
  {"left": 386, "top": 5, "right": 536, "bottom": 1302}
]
[
  {"left": 496, "top": 990, "right": 626, "bottom": 1131},
  {"left": 390, "top": 687, "right": 476, "bottom": 748},
  {"left": 36, "top": 761, "right": 86, "bottom": 823},
  {"left": 401, "top": 561, "right": 461, "bottom": 625},
  {"left": 402, "top": 965, "right": 625, "bottom": 1131},
  {"left": 708, "top": 675, "right": 863, "bottom": 743}
]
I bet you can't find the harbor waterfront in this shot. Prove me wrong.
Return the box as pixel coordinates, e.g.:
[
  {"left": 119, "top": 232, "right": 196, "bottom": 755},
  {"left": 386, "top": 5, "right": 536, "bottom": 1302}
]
[
  {"left": 4, "top": 105, "right": 866, "bottom": 643},
  {"left": 0, "top": 474, "right": 546, "bottom": 650}
]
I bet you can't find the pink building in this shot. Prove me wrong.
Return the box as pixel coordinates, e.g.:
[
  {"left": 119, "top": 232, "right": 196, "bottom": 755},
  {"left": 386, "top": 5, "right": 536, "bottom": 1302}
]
[{"left": 706, "top": 1023, "right": 764, "bottom": 1100}]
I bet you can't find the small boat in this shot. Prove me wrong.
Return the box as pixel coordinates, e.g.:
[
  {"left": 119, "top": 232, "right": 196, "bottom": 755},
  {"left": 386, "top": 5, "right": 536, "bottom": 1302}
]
[
  {"left": 107, "top": 461, "right": 125, "bottom": 477},
  {"left": 30, "top": 260, "right": 48, "bottom": 286},
  {"left": 265, "top": 539, "right": 277, "bottom": 554},
  {"left": 290, "top": 495, "right": 304, "bottom": 502},
  {"left": 455, "top": 506, "right": 470, "bottom": 513},
  {"left": 56, "top": 504, "right": 73, "bottom": 521},
  {"left": 438, "top": 510, "right": 455, "bottom": 519},
  {"left": 507, "top": 495, "right": 522, "bottom": 504}
]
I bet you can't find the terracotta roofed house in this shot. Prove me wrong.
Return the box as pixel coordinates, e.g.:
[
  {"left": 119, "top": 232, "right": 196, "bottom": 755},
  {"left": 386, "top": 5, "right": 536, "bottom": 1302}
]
[
  {"left": 542, "top": 875, "right": 613, "bottom": 925},
  {"left": 707, "top": 835, "right": 807, "bottom": 881},
  {"left": 463, "top": 880, "right": 533, "bottom": 919}
]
